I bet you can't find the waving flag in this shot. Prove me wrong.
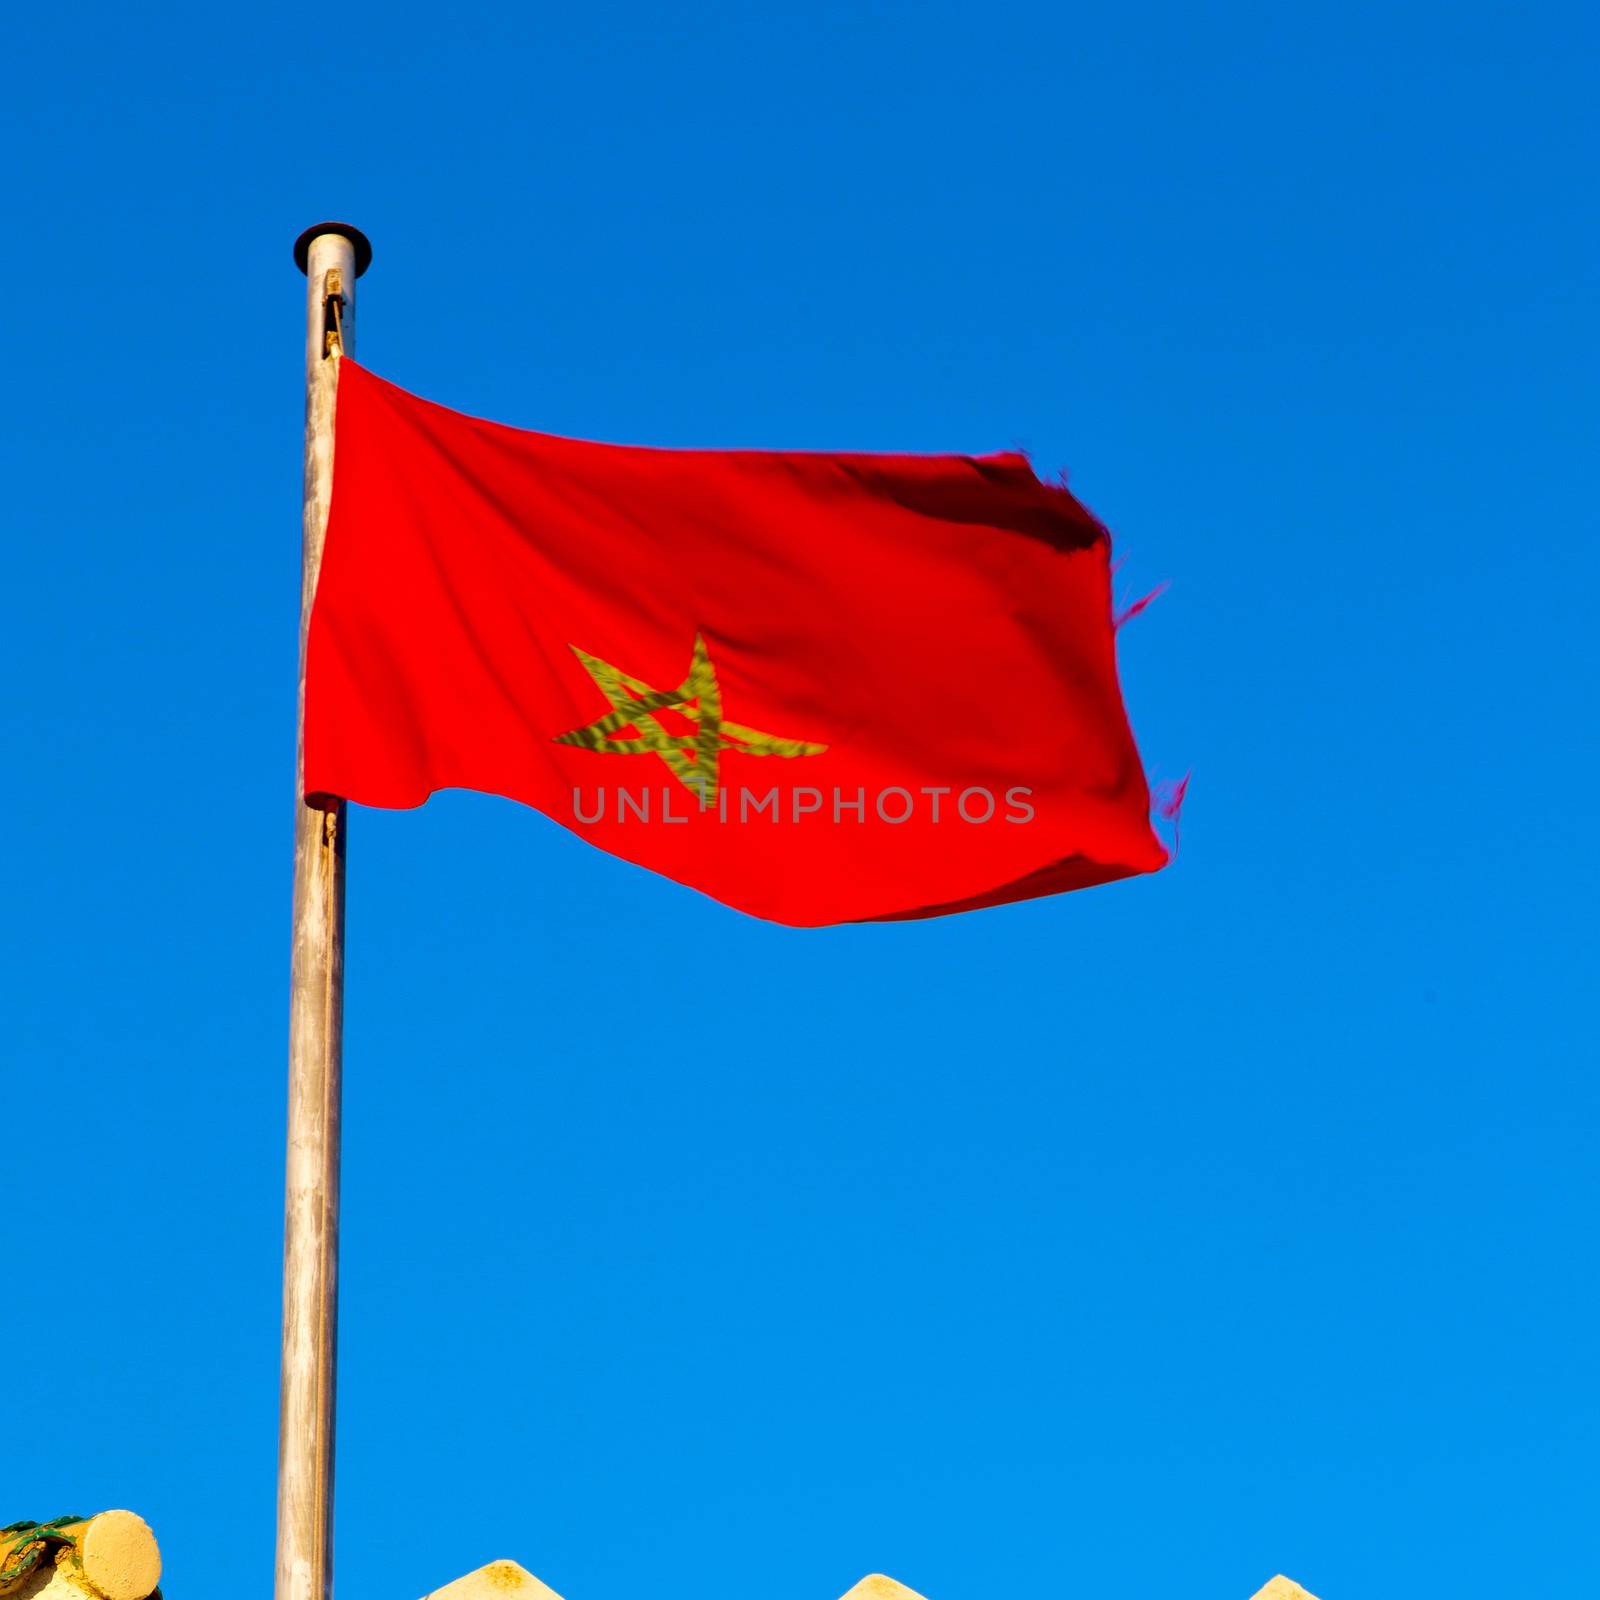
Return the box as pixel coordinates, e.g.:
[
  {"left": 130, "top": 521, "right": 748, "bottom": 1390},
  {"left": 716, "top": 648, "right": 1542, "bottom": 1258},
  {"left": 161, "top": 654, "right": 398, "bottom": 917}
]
[{"left": 304, "top": 360, "right": 1170, "bottom": 926}]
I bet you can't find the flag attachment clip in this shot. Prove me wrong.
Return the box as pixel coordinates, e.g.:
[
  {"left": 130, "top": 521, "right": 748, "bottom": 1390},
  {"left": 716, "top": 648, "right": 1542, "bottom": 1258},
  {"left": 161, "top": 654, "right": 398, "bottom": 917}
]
[{"left": 321, "top": 268, "right": 345, "bottom": 359}]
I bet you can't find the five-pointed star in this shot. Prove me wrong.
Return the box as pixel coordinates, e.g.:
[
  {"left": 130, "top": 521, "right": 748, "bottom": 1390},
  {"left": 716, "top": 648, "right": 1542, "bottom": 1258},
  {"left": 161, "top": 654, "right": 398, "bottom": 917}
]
[{"left": 552, "top": 633, "right": 826, "bottom": 803}]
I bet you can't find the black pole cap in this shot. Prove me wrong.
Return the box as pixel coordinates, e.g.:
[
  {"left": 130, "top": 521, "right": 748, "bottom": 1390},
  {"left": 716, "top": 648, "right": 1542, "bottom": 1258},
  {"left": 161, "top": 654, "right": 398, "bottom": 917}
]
[{"left": 294, "top": 222, "right": 374, "bottom": 277}]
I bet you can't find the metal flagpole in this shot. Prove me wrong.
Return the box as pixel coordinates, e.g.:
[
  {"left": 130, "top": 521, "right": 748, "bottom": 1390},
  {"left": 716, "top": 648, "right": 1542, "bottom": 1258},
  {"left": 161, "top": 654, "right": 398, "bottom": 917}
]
[{"left": 279, "top": 221, "right": 371, "bottom": 1600}]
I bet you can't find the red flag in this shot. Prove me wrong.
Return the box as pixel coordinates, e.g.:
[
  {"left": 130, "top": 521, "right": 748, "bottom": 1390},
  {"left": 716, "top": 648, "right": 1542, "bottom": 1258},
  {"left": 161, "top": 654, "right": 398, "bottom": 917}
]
[{"left": 305, "top": 360, "right": 1170, "bottom": 926}]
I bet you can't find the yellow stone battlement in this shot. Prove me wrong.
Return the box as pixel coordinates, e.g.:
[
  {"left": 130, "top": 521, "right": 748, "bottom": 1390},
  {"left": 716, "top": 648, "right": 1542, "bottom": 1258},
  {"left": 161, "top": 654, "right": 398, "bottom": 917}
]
[
  {"left": 4, "top": 1514, "right": 1322, "bottom": 1600},
  {"left": 420, "top": 1561, "right": 1321, "bottom": 1600}
]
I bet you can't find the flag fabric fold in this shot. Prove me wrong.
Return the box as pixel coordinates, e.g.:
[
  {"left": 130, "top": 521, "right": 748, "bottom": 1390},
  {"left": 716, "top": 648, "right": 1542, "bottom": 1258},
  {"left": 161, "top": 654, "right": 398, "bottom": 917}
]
[{"left": 305, "top": 359, "right": 1169, "bottom": 926}]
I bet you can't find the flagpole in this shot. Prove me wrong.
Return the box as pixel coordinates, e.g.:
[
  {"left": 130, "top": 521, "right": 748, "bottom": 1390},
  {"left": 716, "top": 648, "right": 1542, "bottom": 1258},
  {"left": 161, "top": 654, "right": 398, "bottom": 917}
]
[{"left": 279, "top": 221, "right": 371, "bottom": 1600}]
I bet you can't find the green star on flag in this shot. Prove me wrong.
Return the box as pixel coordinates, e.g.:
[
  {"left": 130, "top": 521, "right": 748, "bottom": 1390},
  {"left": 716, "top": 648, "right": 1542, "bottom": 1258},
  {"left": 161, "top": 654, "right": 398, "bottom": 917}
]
[{"left": 552, "top": 633, "right": 828, "bottom": 804}]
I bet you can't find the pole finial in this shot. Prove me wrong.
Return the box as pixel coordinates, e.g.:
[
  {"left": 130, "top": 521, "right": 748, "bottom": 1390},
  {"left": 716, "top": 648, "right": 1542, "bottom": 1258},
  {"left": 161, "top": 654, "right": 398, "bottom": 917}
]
[{"left": 294, "top": 222, "right": 373, "bottom": 277}]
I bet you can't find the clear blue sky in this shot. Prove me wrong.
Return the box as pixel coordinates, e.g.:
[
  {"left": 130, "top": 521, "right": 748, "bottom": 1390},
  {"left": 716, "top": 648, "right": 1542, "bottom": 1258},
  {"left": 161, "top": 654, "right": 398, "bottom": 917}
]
[{"left": 5, "top": 3, "right": 1595, "bottom": 1597}]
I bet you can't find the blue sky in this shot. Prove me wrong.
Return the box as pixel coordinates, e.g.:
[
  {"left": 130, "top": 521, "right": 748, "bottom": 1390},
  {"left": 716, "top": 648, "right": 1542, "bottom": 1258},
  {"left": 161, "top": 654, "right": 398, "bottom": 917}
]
[{"left": 4, "top": 3, "right": 1595, "bottom": 1598}]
